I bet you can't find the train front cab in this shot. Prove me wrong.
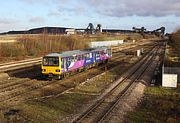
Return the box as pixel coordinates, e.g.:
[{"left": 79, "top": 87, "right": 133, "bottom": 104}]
[{"left": 41, "top": 56, "right": 62, "bottom": 79}]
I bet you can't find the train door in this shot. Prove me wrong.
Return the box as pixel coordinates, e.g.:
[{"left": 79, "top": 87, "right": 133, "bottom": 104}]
[
  {"left": 93, "top": 52, "right": 96, "bottom": 62},
  {"left": 63, "top": 58, "right": 67, "bottom": 72},
  {"left": 95, "top": 51, "right": 100, "bottom": 62},
  {"left": 89, "top": 52, "right": 93, "bottom": 61}
]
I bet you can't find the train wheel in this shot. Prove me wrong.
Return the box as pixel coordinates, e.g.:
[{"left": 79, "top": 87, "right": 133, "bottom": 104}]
[
  {"left": 66, "top": 72, "right": 70, "bottom": 77},
  {"left": 42, "top": 74, "right": 48, "bottom": 80},
  {"left": 56, "top": 75, "right": 61, "bottom": 80},
  {"left": 105, "top": 59, "right": 108, "bottom": 63}
]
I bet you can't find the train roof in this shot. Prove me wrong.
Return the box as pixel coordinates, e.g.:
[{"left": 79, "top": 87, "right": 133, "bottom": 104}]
[
  {"left": 45, "top": 47, "right": 111, "bottom": 58},
  {"left": 46, "top": 53, "right": 60, "bottom": 57},
  {"left": 60, "top": 50, "right": 85, "bottom": 57},
  {"left": 83, "top": 46, "right": 110, "bottom": 51},
  {"left": 94, "top": 46, "right": 110, "bottom": 50},
  {"left": 45, "top": 50, "right": 87, "bottom": 58}
]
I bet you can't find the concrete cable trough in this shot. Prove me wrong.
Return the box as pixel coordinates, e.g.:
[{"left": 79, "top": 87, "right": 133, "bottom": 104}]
[{"left": 0, "top": 57, "right": 42, "bottom": 72}]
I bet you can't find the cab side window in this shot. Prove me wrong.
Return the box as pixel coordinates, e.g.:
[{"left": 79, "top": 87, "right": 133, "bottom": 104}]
[
  {"left": 77, "top": 55, "right": 82, "bottom": 60},
  {"left": 61, "top": 58, "right": 64, "bottom": 67}
]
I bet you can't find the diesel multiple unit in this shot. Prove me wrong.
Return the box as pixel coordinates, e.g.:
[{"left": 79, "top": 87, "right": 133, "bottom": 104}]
[{"left": 41, "top": 47, "right": 112, "bottom": 79}]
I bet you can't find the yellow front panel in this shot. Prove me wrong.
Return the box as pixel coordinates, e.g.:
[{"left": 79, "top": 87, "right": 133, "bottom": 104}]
[
  {"left": 41, "top": 56, "right": 62, "bottom": 76},
  {"left": 42, "top": 66, "right": 61, "bottom": 75}
]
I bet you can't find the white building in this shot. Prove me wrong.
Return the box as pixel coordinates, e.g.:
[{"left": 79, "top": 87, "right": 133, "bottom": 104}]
[
  {"left": 90, "top": 40, "right": 124, "bottom": 47},
  {"left": 162, "top": 66, "right": 179, "bottom": 88},
  {"left": 65, "top": 29, "right": 76, "bottom": 35}
]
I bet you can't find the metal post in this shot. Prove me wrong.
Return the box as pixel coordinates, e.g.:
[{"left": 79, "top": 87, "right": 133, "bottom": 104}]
[{"left": 105, "top": 63, "right": 107, "bottom": 82}]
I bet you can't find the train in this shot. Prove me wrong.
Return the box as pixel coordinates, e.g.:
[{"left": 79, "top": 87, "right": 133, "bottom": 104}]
[{"left": 41, "top": 47, "right": 112, "bottom": 79}]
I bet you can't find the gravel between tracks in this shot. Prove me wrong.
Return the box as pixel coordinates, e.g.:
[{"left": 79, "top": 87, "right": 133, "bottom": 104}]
[
  {"left": 100, "top": 45, "right": 163, "bottom": 123},
  {"left": 102, "top": 82, "right": 146, "bottom": 123},
  {"left": 0, "top": 40, "right": 158, "bottom": 121}
]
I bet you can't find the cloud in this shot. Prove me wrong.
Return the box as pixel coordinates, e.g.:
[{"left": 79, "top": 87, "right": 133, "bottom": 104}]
[
  {"left": 48, "top": 11, "right": 61, "bottom": 17},
  {"left": 20, "top": 0, "right": 180, "bottom": 17},
  {"left": 21, "top": 0, "right": 50, "bottom": 4},
  {"left": 57, "top": 4, "right": 86, "bottom": 15},
  {"left": 63, "top": 18, "right": 70, "bottom": 21},
  {"left": 0, "top": 19, "right": 13, "bottom": 25},
  {"left": 29, "top": 17, "right": 44, "bottom": 23},
  {"left": 84, "top": 0, "right": 180, "bottom": 17},
  {"left": 21, "top": 0, "right": 69, "bottom": 5},
  {"left": 0, "top": 18, "right": 23, "bottom": 32}
]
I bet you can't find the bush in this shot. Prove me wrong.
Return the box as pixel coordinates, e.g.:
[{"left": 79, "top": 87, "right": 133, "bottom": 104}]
[
  {"left": 16, "top": 34, "right": 89, "bottom": 57},
  {"left": 0, "top": 33, "right": 155, "bottom": 60},
  {"left": 171, "top": 29, "right": 180, "bottom": 56},
  {"left": 0, "top": 43, "right": 26, "bottom": 57}
]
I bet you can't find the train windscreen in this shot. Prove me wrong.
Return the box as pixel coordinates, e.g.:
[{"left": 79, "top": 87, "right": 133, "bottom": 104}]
[{"left": 43, "top": 57, "right": 59, "bottom": 66}]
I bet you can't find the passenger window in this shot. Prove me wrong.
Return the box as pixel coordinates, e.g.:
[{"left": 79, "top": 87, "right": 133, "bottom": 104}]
[
  {"left": 84, "top": 54, "right": 87, "bottom": 59},
  {"left": 89, "top": 53, "right": 92, "bottom": 58},
  {"left": 67, "top": 58, "right": 71, "bottom": 65},
  {"left": 86, "top": 54, "right": 89, "bottom": 58},
  {"left": 96, "top": 52, "right": 100, "bottom": 57},
  {"left": 101, "top": 51, "right": 104, "bottom": 55},
  {"left": 78, "top": 55, "right": 82, "bottom": 60},
  {"left": 70, "top": 57, "right": 73, "bottom": 62},
  {"left": 75, "top": 56, "right": 77, "bottom": 61},
  {"left": 104, "top": 50, "right": 107, "bottom": 54}
]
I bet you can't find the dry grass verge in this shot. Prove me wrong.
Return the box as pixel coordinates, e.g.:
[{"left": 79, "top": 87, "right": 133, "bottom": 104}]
[{"left": 126, "top": 86, "right": 180, "bottom": 123}]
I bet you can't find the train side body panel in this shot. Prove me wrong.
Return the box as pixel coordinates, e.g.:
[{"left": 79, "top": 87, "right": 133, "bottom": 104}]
[
  {"left": 41, "top": 47, "right": 112, "bottom": 78},
  {"left": 61, "top": 59, "right": 85, "bottom": 73}
]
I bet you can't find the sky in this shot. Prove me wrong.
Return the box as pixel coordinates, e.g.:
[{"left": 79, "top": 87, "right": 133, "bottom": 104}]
[{"left": 0, "top": 0, "right": 180, "bottom": 33}]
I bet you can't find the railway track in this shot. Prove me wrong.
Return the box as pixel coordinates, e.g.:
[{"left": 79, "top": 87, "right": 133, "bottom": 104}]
[
  {"left": 0, "top": 43, "right": 155, "bottom": 106},
  {"left": 101, "top": 45, "right": 164, "bottom": 123},
  {"left": 72, "top": 45, "right": 162, "bottom": 123},
  {"left": 0, "top": 53, "right": 136, "bottom": 103},
  {"left": 0, "top": 40, "right": 156, "bottom": 73},
  {"left": 0, "top": 58, "right": 41, "bottom": 73},
  {"left": 111, "top": 40, "right": 156, "bottom": 53},
  {"left": 0, "top": 57, "right": 41, "bottom": 67}
]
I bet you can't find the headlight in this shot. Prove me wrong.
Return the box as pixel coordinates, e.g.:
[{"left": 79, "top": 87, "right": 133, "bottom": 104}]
[
  {"left": 56, "top": 69, "right": 60, "bottom": 72},
  {"left": 42, "top": 69, "right": 46, "bottom": 72}
]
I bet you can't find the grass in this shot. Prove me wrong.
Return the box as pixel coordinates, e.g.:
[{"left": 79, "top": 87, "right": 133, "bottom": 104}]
[
  {"left": 165, "top": 29, "right": 180, "bottom": 67},
  {"left": 171, "top": 30, "right": 180, "bottom": 56},
  {"left": 73, "top": 73, "right": 115, "bottom": 94},
  {"left": 0, "top": 34, "right": 21, "bottom": 42},
  {"left": 0, "top": 34, "right": 158, "bottom": 122},
  {"left": 20, "top": 93, "right": 93, "bottom": 122},
  {"left": 126, "top": 86, "right": 180, "bottom": 123},
  {"left": 0, "top": 33, "right": 157, "bottom": 63},
  {"left": 0, "top": 93, "right": 94, "bottom": 123},
  {"left": 0, "top": 51, "right": 142, "bottom": 122}
]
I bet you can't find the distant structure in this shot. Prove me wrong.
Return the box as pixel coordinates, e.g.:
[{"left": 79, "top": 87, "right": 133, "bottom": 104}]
[
  {"left": 85, "top": 23, "right": 95, "bottom": 34},
  {"left": 65, "top": 28, "right": 76, "bottom": 35},
  {"left": 85, "top": 23, "right": 102, "bottom": 34},
  {"left": 132, "top": 27, "right": 146, "bottom": 33},
  {"left": 152, "top": 27, "right": 165, "bottom": 37},
  {"left": 96, "top": 24, "right": 102, "bottom": 33},
  {"left": 0, "top": 24, "right": 166, "bottom": 37},
  {"left": 90, "top": 40, "right": 124, "bottom": 47},
  {"left": 132, "top": 26, "right": 166, "bottom": 37}
]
